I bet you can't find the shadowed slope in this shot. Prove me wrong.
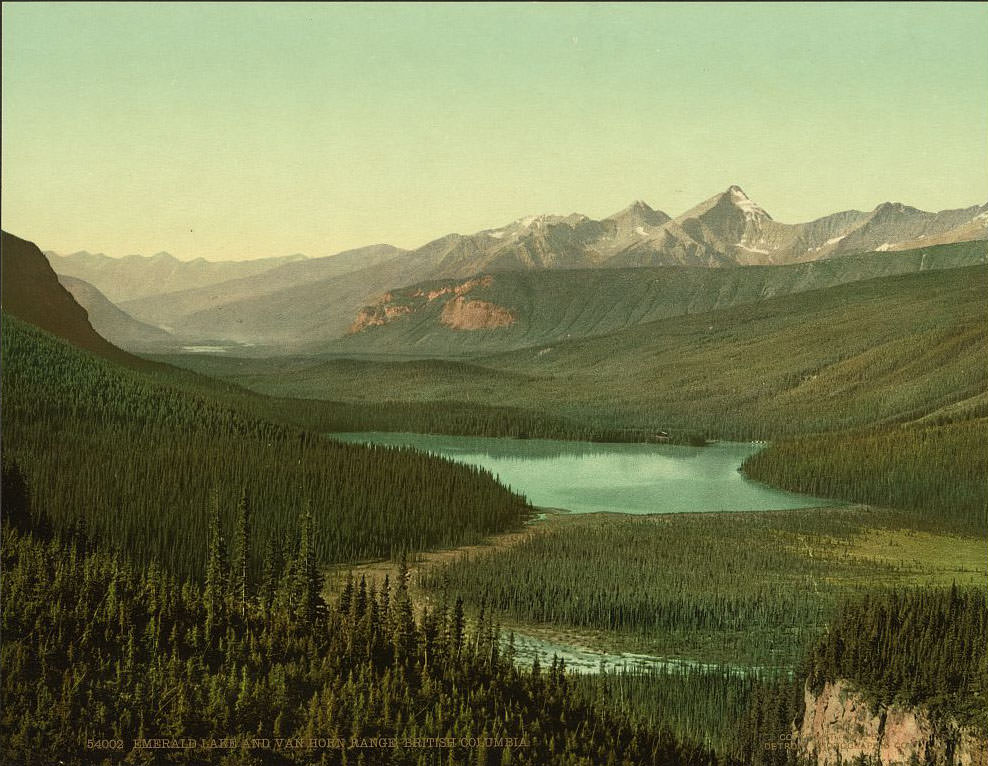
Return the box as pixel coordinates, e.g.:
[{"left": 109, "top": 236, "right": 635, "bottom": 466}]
[{"left": 1, "top": 230, "right": 162, "bottom": 371}]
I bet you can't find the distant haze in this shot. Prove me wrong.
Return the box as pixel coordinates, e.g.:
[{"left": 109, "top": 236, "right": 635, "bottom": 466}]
[{"left": 3, "top": 3, "right": 987, "bottom": 261}]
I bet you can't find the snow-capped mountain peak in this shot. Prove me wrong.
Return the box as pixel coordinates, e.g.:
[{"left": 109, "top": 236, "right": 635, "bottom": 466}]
[{"left": 727, "top": 186, "right": 770, "bottom": 220}]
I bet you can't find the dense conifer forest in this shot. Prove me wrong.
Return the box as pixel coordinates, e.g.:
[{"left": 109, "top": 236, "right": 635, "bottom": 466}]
[
  {"left": 728, "top": 587, "right": 988, "bottom": 766},
  {"left": 1, "top": 316, "right": 531, "bottom": 581},
  {"left": 567, "top": 666, "right": 764, "bottom": 754},
  {"left": 0, "top": 311, "right": 739, "bottom": 764},
  {"left": 265, "top": 397, "right": 703, "bottom": 446},
  {"left": 806, "top": 588, "right": 988, "bottom": 730},
  {"left": 0, "top": 516, "right": 736, "bottom": 766},
  {"left": 742, "top": 418, "right": 988, "bottom": 533},
  {"left": 2, "top": 252, "right": 985, "bottom": 764},
  {"left": 419, "top": 509, "right": 986, "bottom": 667},
  {"left": 7, "top": 499, "right": 982, "bottom": 764},
  {"left": 151, "top": 355, "right": 707, "bottom": 447}
]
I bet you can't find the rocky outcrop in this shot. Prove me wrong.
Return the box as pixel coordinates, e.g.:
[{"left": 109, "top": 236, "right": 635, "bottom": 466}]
[
  {"left": 797, "top": 680, "right": 987, "bottom": 765},
  {"left": 411, "top": 275, "right": 493, "bottom": 302},
  {"left": 439, "top": 296, "right": 516, "bottom": 330},
  {"left": 348, "top": 276, "right": 514, "bottom": 334},
  {"left": 347, "top": 303, "right": 413, "bottom": 333}
]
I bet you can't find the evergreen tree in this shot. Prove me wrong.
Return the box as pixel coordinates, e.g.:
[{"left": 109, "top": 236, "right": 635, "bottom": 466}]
[
  {"left": 233, "top": 489, "right": 251, "bottom": 617},
  {"left": 392, "top": 556, "right": 416, "bottom": 665},
  {"left": 204, "top": 490, "right": 228, "bottom": 636},
  {"left": 0, "top": 458, "right": 32, "bottom": 534},
  {"left": 295, "top": 502, "right": 323, "bottom": 624}
]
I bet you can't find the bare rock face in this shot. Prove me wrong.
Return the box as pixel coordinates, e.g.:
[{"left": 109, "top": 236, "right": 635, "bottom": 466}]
[
  {"left": 439, "top": 296, "right": 516, "bottom": 330},
  {"left": 347, "top": 303, "right": 413, "bottom": 333},
  {"left": 348, "top": 275, "right": 515, "bottom": 334},
  {"left": 411, "top": 275, "right": 493, "bottom": 302},
  {"left": 797, "top": 680, "right": 987, "bottom": 765}
]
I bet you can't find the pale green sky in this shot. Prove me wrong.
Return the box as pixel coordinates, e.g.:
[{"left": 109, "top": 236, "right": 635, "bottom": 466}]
[{"left": 2, "top": 2, "right": 986, "bottom": 260}]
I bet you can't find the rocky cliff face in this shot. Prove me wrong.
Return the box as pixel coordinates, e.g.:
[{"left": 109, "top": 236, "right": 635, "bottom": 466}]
[
  {"left": 347, "top": 302, "right": 413, "bottom": 333},
  {"left": 438, "top": 296, "right": 516, "bottom": 330},
  {"left": 797, "top": 680, "right": 987, "bottom": 765},
  {"left": 348, "top": 275, "right": 516, "bottom": 334}
]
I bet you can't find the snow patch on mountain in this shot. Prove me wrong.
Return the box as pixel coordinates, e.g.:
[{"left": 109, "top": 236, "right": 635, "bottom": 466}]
[{"left": 729, "top": 186, "right": 768, "bottom": 219}]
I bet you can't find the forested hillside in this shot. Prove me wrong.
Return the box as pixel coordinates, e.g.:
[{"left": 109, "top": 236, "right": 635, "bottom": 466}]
[
  {"left": 807, "top": 587, "right": 987, "bottom": 727},
  {"left": 335, "top": 242, "right": 988, "bottom": 356},
  {"left": 734, "top": 587, "right": 988, "bottom": 765},
  {"left": 171, "top": 265, "right": 988, "bottom": 441},
  {"left": 0, "top": 519, "right": 733, "bottom": 766},
  {"left": 1, "top": 316, "right": 530, "bottom": 581},
  {"left": 8, "top": 509, "right": 982, "bottom": 765},
  {"left": 743, "top": 417, "right": 988, "bottom": 532}
]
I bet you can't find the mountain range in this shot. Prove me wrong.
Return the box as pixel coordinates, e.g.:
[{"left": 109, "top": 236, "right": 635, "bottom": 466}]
[
  {"left": 334, "top": 242, "right": 988, "bottom": 356},
  {"left": 6, "top": 226, "right": 986, "bottom": 443},
  {"left": 45, "top": 250, "right": 310, "bottom": 302},
  {"left": 41, "top": 186, "right": 988, "bottom": 353},
  {"left": 398, "top": 186, "right": 987, "bottom": 275}
]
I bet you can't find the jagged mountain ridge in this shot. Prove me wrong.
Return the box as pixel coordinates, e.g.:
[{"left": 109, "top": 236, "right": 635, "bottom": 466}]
[
  {"left": 48, "top": 188, "right": 988, "bottom": 302},
  {"left": 42, "top": 187, "right": 988, "bottom": 351},
  {"left": 412, "top": 186, "right": 988, "bottom": 275}
]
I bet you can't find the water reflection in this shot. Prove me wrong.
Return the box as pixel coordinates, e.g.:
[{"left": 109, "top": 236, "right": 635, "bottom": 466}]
[{"left": 330, "top": 433, "right": 833, "bottom": 515}]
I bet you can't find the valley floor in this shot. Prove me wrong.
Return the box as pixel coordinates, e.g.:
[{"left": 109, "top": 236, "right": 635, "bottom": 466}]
[{"left": 324, "top": 504, "right": 988, "bottom": 669}]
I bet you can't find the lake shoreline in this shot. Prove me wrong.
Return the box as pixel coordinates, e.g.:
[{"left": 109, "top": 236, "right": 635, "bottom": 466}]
[{"left": 329, "top": 431, "right": 836, "bottom": 515}]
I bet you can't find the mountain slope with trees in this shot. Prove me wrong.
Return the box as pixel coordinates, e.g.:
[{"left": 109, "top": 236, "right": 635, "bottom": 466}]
[
  {"left": 170, "top": 265, "right": 988, "bottom": 445},
  {"left": 1, "top": 315, "right": 531, "bottom": 581},
  {"left": 335, "top": 242, "right": 987, "bottom": 356}
]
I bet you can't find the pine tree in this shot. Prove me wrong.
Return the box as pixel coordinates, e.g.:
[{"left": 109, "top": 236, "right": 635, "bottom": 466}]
[
  {"left": 260, "top": 535, "right": 283, "bottom": 614},
  {"left": 204, "top": 490, "right": 228, "bottom": 636},
  {"left": 1, "top": 458, "right": 32, "bottom": 534},
  {"left": 393, "top": 556, "right": 416, "bottom": 665},
  {"left": 233, "top": 489, "right": 251, "bottom": 617},
  {"left": 449, "top": 597, "right": 465, "bottom": 659},
  {"left": 295, "top": 502, "right": 322, "bottom": 624}
]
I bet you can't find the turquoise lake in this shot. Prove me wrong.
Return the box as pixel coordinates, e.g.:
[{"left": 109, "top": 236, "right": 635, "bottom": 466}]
[{"left": 330, "top": 433, "right": 833, "bottom": 515}]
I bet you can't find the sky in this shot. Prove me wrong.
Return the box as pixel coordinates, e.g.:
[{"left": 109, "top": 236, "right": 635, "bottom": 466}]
[{"left": 2, "top": 2, "right": 986, "bottom": 261}]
